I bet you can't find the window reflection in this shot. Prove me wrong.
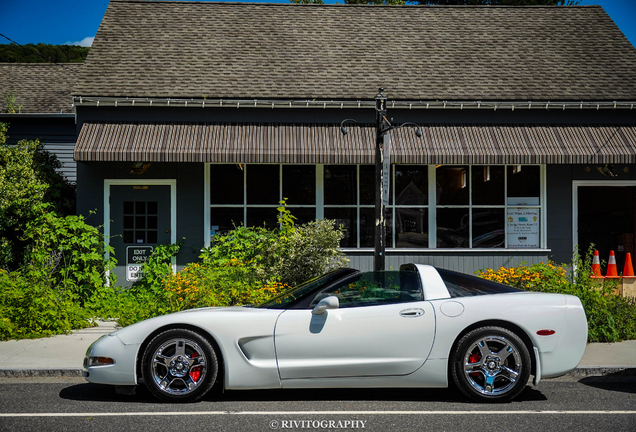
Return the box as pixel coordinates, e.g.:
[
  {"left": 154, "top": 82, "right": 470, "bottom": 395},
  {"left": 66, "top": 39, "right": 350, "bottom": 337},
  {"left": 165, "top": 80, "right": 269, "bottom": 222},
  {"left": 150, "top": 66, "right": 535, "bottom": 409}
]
[
  {"left": 437, "top": 208, "right": 470, "bottom": 248},
  {"left": 436, "top": 166, "right": 469, "bottom": 205},
  {"left": 394, "top": 165, "right": 428, "bottom": 205},
  {"left": 395, "top": 208, "right": 428, "bottom": 248}
]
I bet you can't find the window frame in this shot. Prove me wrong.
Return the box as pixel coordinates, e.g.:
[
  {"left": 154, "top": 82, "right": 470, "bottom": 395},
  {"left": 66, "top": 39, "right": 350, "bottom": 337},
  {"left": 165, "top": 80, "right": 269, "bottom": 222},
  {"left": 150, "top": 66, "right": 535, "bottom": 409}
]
[{"left": 205, "top": 163, "right": 547, "bottom": 251}]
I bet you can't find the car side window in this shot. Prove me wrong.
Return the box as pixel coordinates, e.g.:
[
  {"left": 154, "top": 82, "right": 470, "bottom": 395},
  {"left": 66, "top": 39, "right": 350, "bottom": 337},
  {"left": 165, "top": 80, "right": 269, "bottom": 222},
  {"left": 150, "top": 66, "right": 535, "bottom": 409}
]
[{"left": 310, "top": 271, "right": 423, "bottom": 308}]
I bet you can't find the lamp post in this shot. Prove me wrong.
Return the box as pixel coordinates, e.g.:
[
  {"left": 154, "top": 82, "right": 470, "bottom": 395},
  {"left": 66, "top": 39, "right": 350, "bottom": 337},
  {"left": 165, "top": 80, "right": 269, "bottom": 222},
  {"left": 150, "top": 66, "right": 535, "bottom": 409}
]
[
  {"left": 374, "top": 88, "right": 389, "bottom": 271},
  {"left": 341, "top": 88, "right": 422, "bottom": 271}
]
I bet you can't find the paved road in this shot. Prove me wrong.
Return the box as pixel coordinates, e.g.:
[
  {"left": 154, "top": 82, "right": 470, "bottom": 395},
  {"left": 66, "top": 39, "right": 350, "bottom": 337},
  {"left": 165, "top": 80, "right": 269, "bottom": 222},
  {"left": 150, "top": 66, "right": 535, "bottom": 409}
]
[{"left": 0, "top": 376, "right": 634, "bottom": 431}]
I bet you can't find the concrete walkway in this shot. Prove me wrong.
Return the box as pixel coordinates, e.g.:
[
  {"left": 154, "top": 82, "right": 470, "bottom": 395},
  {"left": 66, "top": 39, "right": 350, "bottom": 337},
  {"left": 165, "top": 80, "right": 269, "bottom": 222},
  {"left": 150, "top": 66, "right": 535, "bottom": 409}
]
[{"left": 0, "top": 320, "right": 635, "bottom": 377}]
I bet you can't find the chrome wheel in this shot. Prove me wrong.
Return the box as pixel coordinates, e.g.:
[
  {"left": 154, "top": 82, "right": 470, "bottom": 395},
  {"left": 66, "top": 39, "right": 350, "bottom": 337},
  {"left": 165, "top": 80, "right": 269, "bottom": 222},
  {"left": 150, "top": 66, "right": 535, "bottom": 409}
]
[
  {"left": 151, "top": 338, "right": 207, "bottom": 395},
  {"left": 143, "top": 329, "right": 218, "bottom": 402},
  {"left": 451, "top": 326, "right": 530, "bottom": 403},
  {"left": 462, "top": 335, "right": 521, "bottom": 396}
]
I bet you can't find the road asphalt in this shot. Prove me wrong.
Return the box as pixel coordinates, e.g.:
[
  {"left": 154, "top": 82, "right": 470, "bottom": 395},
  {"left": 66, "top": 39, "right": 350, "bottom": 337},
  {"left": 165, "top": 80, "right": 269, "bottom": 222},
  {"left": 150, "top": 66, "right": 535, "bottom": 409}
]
[{"left": 0, "top": 320, "right": 635, "bottom": 378}]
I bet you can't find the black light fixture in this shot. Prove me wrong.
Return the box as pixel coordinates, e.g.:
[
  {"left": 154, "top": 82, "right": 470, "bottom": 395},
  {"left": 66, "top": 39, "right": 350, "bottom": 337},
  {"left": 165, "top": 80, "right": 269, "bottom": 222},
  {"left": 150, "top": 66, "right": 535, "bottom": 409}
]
[{"left": 340, "top": 119, "right": 358, "bottom": 135}]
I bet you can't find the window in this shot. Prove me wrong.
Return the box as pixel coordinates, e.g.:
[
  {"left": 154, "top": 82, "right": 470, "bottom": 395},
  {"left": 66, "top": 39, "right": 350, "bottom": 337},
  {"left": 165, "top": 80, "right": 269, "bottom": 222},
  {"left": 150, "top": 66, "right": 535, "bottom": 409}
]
[
  {"left": 123, "top": 201, "right": 158, "bottom": 244},
  {"left": 207, "top": 164, "right": 544, "bottom": 250},
  {"left": 310, "top": 271, "right": 423, "bottom": 308},
  {"left": 436, "top": 165, "right": 541, "bottom": 249},
  {"left": 209, "top": 164, "right": 316, "bottom": 236}
]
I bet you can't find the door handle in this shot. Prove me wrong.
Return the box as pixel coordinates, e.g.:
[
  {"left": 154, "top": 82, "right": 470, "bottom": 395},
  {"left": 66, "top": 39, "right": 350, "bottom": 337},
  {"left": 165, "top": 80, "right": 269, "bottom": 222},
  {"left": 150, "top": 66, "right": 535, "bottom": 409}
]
[{"left": 400, "top": 308, "right": 425, "bottom": 318}]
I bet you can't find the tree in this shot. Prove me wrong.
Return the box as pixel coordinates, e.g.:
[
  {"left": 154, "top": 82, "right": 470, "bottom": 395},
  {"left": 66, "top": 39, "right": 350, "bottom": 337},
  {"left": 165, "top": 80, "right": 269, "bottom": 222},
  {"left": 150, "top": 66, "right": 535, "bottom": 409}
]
[
  {"left": 0, "top": 43, "right": 89, "bottom": 63},
  {"left": 0, "top": 123, "right": 76, "bottom": 269}
]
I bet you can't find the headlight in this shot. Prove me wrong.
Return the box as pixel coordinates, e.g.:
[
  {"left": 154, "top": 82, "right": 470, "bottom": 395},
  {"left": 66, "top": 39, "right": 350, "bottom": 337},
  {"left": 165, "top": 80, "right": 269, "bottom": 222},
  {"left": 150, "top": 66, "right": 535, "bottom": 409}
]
[{"left": 86, "top": 356, "right": 116, "bottom": 366}]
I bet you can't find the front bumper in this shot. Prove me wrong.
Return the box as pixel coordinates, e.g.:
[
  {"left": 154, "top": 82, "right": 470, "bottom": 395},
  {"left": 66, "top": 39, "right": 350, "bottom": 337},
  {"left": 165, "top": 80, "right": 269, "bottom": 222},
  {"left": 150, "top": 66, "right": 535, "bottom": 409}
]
[{"left": 84, "top": 334, "right": 140, "bottom": 385}]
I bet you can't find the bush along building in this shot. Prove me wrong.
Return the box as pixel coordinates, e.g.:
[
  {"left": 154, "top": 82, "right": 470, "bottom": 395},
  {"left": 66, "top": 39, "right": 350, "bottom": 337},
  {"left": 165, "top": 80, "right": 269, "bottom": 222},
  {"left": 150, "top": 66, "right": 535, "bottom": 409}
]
[{"left": 72, "top": 1, "right": 636, "bottom": 285}]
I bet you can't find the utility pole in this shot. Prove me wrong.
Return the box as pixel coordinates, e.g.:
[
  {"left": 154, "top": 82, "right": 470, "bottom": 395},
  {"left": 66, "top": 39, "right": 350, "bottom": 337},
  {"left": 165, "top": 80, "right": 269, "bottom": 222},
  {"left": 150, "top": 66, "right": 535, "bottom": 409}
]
[
  {"left": 341, "top": 88, "right": 421, "bottom": 271},
  {"left": 374, "top": 88, "right": 389, "bottom": 271}
]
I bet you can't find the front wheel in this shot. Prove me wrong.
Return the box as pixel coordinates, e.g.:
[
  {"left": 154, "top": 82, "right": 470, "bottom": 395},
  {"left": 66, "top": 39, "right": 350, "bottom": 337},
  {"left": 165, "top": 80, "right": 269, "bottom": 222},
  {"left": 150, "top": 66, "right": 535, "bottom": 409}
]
[
  {"left": 450, "top": 326, "right": 531, "bottom": 403},
  {"left": 142, "top": 328, "right": 218, "bottom": 402}
]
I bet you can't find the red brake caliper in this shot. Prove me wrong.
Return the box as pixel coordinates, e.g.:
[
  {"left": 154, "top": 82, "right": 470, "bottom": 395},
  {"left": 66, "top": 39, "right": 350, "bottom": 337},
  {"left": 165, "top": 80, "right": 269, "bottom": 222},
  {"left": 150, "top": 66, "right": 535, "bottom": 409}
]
[
  {"left": 190, "top": 351, "right": 201, "bottom": 382},
  {"left": 469, "top": 354, "right": 481, "bottom": 377}
]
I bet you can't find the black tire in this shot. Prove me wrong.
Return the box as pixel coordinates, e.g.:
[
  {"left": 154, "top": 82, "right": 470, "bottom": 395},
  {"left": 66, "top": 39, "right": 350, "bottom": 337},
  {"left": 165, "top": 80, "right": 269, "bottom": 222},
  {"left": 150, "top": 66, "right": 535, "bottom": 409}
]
[
  {"left": 142, "top": 328, "right": 218, "bottom": 402},
  {"left": 450, "top": 326, "right": 531, "bottom": 403}
]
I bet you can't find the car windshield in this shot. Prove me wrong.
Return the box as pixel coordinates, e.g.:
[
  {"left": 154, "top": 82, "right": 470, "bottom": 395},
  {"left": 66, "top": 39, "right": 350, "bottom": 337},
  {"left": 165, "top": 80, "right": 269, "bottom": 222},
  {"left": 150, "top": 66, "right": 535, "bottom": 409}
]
[{"left": 257, "top": 268, "right": 359, "bottom": 309}]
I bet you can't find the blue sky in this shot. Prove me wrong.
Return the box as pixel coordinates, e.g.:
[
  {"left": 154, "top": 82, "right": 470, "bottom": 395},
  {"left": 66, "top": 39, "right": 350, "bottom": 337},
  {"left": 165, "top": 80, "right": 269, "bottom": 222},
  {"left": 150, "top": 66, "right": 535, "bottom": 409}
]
[{"left": 1, "top": 0, "right": 634, "bottom": 48}]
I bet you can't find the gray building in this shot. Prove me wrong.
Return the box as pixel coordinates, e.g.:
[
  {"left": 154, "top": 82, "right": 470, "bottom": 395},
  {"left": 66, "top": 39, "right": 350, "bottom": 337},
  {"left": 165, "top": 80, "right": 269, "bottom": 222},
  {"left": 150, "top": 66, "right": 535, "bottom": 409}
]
[
  {"left": 71, "top": 1, "right": 636, "bottom": 284},
  {"left": 0, "top": 63, "right": 81, "bottom": 182}
]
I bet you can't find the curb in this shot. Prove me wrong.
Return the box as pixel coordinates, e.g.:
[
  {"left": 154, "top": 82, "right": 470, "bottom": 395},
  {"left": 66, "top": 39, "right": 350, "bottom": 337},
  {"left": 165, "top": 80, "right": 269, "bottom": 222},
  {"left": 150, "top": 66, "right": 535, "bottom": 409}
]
[
  {"left": 564, "top": 366, "right": 636, "bottom": 377},
  {"left": 1, "top": 367, "right": 635, "bottom": 379},
  {"left": 0, "top": 368, "right": 84, "bottom": 378}
]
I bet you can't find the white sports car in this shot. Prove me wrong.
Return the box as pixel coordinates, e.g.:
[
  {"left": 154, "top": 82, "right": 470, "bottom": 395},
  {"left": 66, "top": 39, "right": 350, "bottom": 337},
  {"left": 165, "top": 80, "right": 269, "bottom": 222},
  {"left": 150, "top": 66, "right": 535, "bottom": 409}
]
[{"left": 84, "top": 264, "right": 588, "bottom": 403}]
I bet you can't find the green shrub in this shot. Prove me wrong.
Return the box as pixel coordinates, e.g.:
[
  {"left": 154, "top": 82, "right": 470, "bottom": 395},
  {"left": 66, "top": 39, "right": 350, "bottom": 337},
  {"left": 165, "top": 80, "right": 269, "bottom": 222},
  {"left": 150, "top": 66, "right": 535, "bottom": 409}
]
[
  {"left": 0, "top": 263, "right": 90, "bottom": 341},
  {"left": 23, "top": 211, "right": 116, "bottom": 304},
  {"left": 477, "top": 247, "right": 636, "bottom": 342},
  {"left": 98, "top": 203, "right": 349, "bottom": 326}
]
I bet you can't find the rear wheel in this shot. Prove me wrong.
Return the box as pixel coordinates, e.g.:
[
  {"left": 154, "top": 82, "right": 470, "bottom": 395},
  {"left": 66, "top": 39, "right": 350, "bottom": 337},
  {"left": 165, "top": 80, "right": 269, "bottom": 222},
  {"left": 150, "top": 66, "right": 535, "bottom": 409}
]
[
  {"left": 142, "top": 328, "right": 218, "bottom": 402},
  {"left": 451, "top": 326, "right": 530, "bottom": 403}
]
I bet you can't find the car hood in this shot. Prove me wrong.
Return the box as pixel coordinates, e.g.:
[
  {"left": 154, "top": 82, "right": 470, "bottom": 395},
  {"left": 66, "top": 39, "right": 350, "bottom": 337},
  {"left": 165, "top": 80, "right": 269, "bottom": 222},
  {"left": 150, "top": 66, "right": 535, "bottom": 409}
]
[{"left": 110, "top": 305, "right": 270, "bottom": 345}]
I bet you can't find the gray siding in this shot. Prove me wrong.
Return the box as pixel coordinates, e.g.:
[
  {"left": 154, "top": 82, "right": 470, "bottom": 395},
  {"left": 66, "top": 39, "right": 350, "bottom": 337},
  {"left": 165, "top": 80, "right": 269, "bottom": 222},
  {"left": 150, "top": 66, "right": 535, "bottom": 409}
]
[
  {"left": 43, "top": 142, "right": 77, "bottom": 182},
  {"left": 345, "top": 252, "right": 549, "bottom": 275},
  {"left": 2, "top": 115, "right": 78, "bottom": 182}
]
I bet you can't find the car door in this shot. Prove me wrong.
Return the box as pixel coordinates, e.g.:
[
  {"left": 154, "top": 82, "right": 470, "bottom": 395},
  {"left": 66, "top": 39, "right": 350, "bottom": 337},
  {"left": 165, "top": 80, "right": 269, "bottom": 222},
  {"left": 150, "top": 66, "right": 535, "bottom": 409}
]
[{"left": 274, "top": 271, "right": 436, "bottom": 380}]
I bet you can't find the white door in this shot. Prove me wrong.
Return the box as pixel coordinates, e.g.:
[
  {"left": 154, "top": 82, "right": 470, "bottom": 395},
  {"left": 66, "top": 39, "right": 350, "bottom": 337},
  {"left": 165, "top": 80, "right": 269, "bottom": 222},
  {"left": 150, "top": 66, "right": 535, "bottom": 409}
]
[{"left": 274, "top": 270, "right": 436, "bottom": 380}]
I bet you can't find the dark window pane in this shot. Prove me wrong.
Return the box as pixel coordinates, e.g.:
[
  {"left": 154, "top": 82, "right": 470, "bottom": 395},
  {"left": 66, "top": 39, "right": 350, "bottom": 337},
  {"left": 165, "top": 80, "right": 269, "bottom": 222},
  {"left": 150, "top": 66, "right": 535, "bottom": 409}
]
[
  {"left": 147, "top": 201, "right": 158, "bottom": 215},
  {"left": 437, "top": 268, "right": 520, "bottom": 298},
  {"left": 135, "top": 231, "right": 146, "bottom": 243},
  {"left": 135, "top": 216, "right": 146, "bottom": 229},
  {"left": 386, "top": 210, "right": 393, "bottom": 248},
  {"left": 507, "top": 165, "right": 540, "bottom": 205},
  {"left": 123, "top": 231, "right": 133, "bottom": 243},
  {"left": 396, "top": 208, "right": 428, "bottom": 248},
  {"left": 472, "top": 209, "right": 505, "bottom": 248},
  {"left": 147, "top": 216, "right": 157, "bottom": 230},
  {"left": 135, "top": 201, "right": 146, "bottom": 214},
  {"left": 472, "top": 166, "right": 504, "bottom": 205},
  {"left": 123, "top": 216, "right": 134, "bottom": 229},
  {"left": 436, "top": 166, "right": 469, "bottom": 205},
  {"left": 247, "top": 165, "right": 279, "bottom": 204},
  {"left": 147, "top": 231, "right": 158, "bottom": 243},
  {"left": 210, "top": 164, "right": 244, "bottom": 204},
  {"left": 247, "top": 207, "right": 279, "bottom": 228},
  {"left": 311, "top": 271, "right": 423, "bottom": 308},
  {"left": 210, "top": 207, "right": 244, "bottom": 235},
  {"left": 324, "top": 165, "right": 356, "bottom": 205},
  {"left": 437, "top": 208, "right": 469, "bottom": 248},
  {"left": 359, "top": 165, "right": 375, "bottom": 205},
  {"left": 290, "top": 207, "right": 316, "bottom": 225},
  {"left": 283, "top": 165, "right": 315, "bottom": 205},
  {"left": 360, "top": 207, "right": 375, "bottom": 247},
  {"left": 123, "top": 201, "right": 134, "bottom": 214},
  {"left": 325, "top": 208, "right": 357, "bottom": 247},
  {"left": 394, "top": 165, "right": 428, "bottom": 205}
]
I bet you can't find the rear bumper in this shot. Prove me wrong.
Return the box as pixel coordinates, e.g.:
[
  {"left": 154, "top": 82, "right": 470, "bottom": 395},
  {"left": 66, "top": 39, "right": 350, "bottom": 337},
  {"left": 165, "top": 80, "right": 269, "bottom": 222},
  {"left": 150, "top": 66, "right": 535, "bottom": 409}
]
[{"left": 540, "top": 295, "right": 588, "bottom": 379}]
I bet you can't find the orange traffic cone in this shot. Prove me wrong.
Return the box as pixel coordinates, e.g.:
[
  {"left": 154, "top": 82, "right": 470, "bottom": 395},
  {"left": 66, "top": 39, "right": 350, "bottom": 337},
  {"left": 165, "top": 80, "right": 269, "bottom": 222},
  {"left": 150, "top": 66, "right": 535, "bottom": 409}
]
[
  {"left": 623, "top": 253, "right": 635, "bottom": 277},
  {"left": 591, "top": 250, "right": 603, "bottom": 277},
  {"left": 606, "top": 250, "right": 620, "bottom": 278}
]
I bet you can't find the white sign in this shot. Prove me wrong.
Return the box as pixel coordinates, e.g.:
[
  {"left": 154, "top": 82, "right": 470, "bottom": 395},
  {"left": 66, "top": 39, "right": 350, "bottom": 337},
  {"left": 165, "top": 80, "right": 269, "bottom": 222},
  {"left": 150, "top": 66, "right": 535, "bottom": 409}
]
[
  {"left": 382, "top": 134, "right": 391, "bottom": 207},
  {"left": 506, "top": 209, "right": 540, "bottom": 248},
  {"left": 126, "top": 246, "right": 153, "bottom": 281}
]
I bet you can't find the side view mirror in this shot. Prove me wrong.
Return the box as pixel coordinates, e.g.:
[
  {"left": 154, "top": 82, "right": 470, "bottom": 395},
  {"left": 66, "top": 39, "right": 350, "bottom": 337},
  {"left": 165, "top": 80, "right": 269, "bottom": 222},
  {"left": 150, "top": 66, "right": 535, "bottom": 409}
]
[{"left": 312, "top": 296, "right": 339, "bottom": 315}]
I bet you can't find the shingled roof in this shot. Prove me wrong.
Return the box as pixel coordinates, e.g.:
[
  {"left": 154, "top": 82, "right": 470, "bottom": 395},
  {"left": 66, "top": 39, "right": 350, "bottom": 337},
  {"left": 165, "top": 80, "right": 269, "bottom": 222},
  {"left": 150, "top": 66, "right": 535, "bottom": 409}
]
[
  {"left": 75, "top": 0, "right": 636, "bottom": 101},
  {"left": 1, "top": 63, "right": 81, "bottom": 114}
]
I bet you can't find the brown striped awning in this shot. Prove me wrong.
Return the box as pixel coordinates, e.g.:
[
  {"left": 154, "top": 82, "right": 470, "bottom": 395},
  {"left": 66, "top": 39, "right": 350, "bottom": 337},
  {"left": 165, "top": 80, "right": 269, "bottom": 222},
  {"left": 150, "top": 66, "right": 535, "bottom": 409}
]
[{"left": 74, "top": 122, "right": 636, "bottom": 165}]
